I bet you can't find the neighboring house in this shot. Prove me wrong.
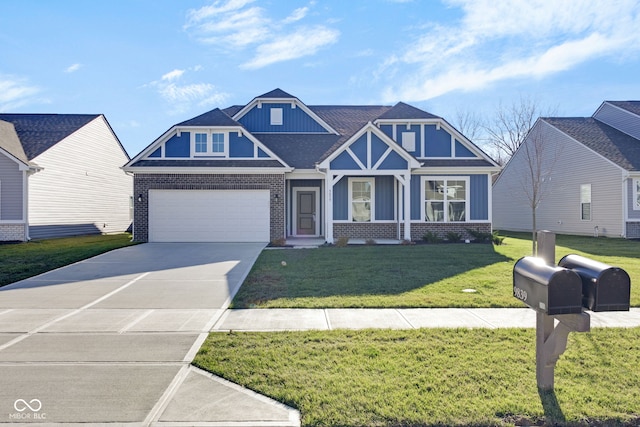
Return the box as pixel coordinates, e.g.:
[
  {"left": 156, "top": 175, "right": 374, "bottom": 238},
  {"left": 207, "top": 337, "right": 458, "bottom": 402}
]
[
  {"left": 0, "top": 114, "right": 132, "bottom": 241},
  {"left": 493, "top": 101, "right": 640, "bottom": 238},
  {"left": 124, "top": 89, "right": 500, "bottom": 243}
]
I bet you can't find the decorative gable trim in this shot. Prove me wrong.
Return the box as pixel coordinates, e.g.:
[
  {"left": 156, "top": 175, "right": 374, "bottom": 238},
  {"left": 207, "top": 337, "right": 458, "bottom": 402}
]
[
  {"left": 123, "top": 124, "right": 291, "bottom": 170},
  {"left": 317, "top": 122, "right": 421, "bottom": 172},
  {"left": 232, "top": 97, "right": 339, "bottom": 135}
]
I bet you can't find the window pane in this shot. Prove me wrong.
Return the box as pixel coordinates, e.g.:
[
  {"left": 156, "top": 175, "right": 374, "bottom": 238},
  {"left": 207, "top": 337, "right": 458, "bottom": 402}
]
[
  {"left": 581, "top": 203, "right": 591, "bottom": 220},
  {"left": 449, "top": 201, "right": 466, "bottom": 221},
  {"left": 212, "top": 133, "right": 224, "bottom": 153},
  {"left": 352, "top": 201, "right": 371, "bottom": 222},
  {"left": 351, "top": 180, "right": 372, "bottom": 222},
  {"left": 426, "top": 201, "right": 444, "bottom": 222},
  {"left": 448, "top": 180, "right": 466, "bottom": 200},
  {"left": 425, "top": 180, "right": 444, "bottom": 201},
  {"left": 195, "top": 133, "right": 207, "bottom": 153}
]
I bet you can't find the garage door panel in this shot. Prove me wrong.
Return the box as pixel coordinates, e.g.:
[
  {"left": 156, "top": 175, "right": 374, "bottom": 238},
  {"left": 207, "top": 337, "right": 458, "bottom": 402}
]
[{"left": 149, "top": 190, "right": 270, "bottom": 242}]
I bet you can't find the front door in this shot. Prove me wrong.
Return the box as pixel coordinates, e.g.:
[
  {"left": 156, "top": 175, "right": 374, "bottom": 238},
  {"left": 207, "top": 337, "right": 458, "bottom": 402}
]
[{"left": 296, "top": 191, "right": 316, "bottom": 235}]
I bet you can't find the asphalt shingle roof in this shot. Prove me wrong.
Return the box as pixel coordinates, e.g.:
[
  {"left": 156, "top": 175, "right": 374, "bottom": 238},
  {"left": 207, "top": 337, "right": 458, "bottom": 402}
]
[
  {"left": 377, "top": 102, "right": 440, "bottom": 120},
  {"left": 255, "top": 134, "right": 341, "bottom": 169},
  {"left": 606, "top": 101, "right": 640, "bottom": 117},
  {"left": 0, "top": 114, "right": 99, "bottom": 160},
  {"left": 544, "top": 117, "right": 640, "bottom": 171},
  {"left": 256, "top": 88, "right": 296, "bottom": 99},
  {"left": 176, "top": 108, "right": 240, "bottom": 127}
]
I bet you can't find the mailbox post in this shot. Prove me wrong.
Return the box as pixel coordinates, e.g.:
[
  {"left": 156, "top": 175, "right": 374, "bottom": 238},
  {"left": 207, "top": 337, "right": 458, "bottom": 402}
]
[
  {"left": 516, "top": 231, "right": 591, "bottom": 390},
  {"left": 513, "top": 231, "right": 631, "bottom": 391}
]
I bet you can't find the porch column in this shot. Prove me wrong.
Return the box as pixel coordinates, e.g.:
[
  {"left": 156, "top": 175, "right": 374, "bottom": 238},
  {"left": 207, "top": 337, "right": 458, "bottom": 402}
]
[
  {"left": 403, "top": 173, "right": 411, "bottom": 241},
  {"left": 325, "top": 172, "right": 334, "bottom": 244}
]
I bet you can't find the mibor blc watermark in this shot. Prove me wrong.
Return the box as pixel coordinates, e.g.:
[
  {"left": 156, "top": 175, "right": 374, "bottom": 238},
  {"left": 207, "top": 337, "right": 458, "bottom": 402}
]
[{"left": 9, "top": 399, "right": 46, "bottom": 420}]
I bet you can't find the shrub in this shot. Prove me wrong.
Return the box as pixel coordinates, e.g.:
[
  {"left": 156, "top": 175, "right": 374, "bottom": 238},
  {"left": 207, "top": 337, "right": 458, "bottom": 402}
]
[
  {"left": 445, "top": 231, "right": 462, "bottom": 243},
  {"left": 492, "top": 231, "right": 505, "bottom": 246},
  {"left": 365, "top": 238, "right": 376, "bottom": 246},
  {"left": 422, "top": 231, "right": 442, "bottom": 244},
  {"left": 335, "top": 236, "right": 349, "bottom": 247}
]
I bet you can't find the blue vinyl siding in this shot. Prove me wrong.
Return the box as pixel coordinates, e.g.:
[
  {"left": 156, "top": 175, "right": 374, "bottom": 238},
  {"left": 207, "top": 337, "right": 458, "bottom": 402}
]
[
  {"left": 371, "top": 134, "right": 388, "bottom": 166},
  {"left": 148, "top": 147, "right": 161, "bottom": 158},
  {"left": 333, "top": 177, "right": 348, "bottom": 220},
  {"left": 400, "top": 125, "right": 422, "bottom": 156},
  {"left": 331, "top": 151, "right": 361, "bottom": 170},
  {"left": 375, "top": 176, "right": 395, "bottom": 220},
  {"left": 258, "top": 147, "right": 269, "bottom": 158},
  {"left": 350, "top": 135, "right": 368, "bottom": 165},
  {"left": 165, "top": 132, "right": 190, "bottom": 157},
  {"left": 455, "top": 140, "right": 476, "bottom": 158},
  {"left": 470, "top": 174, "right": 489, "bottom": 220},
  {"left": 239, "top": 103, "right": 327, "bottom": 133},
  {"left": 229, "top": 132, "right": 254, "bottom": 157},
  {"left": 378, "top": 151, "right": 408, "bottom": 170},
  {"left": 424, "top": 125, "right": 451, "bottom": 157},
  {"left": 380, "top": 124, "right": 393, "bottom": 139}
]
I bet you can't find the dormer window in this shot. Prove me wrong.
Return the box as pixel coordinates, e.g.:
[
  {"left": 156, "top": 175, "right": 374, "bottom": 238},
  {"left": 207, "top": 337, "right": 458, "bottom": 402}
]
[{"left": 192, "top": 132, "right": 226, "bottom": 157}]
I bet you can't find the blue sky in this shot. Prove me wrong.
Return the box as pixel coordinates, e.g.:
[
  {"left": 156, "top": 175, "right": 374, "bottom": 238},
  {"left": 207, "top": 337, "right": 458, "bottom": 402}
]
[{"left": 2, "top": 0, "right": 640, "bottom": 157}]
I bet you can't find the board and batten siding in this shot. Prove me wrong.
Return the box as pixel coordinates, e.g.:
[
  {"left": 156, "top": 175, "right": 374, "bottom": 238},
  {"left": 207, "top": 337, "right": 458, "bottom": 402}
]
[
  {"left": 493, "top": 120, "right": 625, "bottom": 237},
  {"left": 28, "top": 116, "right": 132, "bottom": 239},
  {"left": 0, "top": 153, "right": 25, "bottom": 221},
  {"left": 594, "top": 103, "right": 640, "bottom": 140}
]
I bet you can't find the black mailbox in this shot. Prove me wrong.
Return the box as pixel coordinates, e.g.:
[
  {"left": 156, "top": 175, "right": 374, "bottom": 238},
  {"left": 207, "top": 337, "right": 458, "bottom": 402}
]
[
  {"left": 513, "top": 257, "right": 583, "bottom": 315},
  {"left": 558, "top": 254, "right": 630, "bottom": 312}
]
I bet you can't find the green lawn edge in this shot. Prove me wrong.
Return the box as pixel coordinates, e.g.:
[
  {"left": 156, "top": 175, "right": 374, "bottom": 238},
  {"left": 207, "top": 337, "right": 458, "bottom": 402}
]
[{"left": 232, "top": 232, "right": 640, "bottom": 309}]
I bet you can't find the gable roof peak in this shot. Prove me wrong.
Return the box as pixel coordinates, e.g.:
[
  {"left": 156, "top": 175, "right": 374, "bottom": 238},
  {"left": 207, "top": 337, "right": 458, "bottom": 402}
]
[
  {"left": 604, "top": 100, "right": 640, "bottom": 117},
  {"left": 376, "top": 102, "right": 441, "bottom": 120},
  {"left": 176, "top": 108, "right": 241, "bottom": 127},
  {"left": 256, "top": 88, "right": 297, "bottom": 99}
]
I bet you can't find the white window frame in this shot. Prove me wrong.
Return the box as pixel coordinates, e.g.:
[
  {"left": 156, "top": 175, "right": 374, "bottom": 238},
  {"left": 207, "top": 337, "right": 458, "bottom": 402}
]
[
  {"left": 348, "top": 177, "right": 375, "bottom": 222},
  {"left": 580, "top": 183, "right": 592, "bottom": 221},
  {"left": 421, "top": 176, "right": 470, "bottom": 223},
  {"left": 191, "top": 131, "right": 227, "bottom": 157},
  {"left": 401, "top": 132, "right": 416, "bottom": 152},
  {"left": 270, "top": 108, "right": 283, "bottom": 126},
  {"left": 634, "top": 178, "right": 640, "bottom": 211}
]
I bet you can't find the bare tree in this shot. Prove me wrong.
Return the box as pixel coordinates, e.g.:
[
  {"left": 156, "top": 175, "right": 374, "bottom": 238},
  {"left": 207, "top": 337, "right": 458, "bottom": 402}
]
[
  {"left": 484, "top": 95, "right": 557, "bottom": 163},
  {"left": 512, "top": 120, "right": 562, "bottom": 255},
  {"left": 453, "top": 108, "right": 484, "bottom": 142}
]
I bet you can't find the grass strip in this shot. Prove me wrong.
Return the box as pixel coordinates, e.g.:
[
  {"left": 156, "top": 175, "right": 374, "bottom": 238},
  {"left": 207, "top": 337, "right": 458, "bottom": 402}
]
[
  {"left": 0, "top": 233, "right": 137, "bottom": 287},
  {"left": 232, "top": 233, "right": 640, "bottom": 308},
  {"left": 194, "top": 327, "right": 640, "bottom": 427}
]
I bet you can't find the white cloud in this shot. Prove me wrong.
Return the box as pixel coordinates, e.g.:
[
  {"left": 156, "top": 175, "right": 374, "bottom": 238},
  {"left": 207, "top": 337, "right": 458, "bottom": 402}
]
[
  {"left": 242, "top": 26, "right": 339, "bottom": 69},
  {"left": 185, "top": 0, "right": 339, "bottom": 69},
  {"left": 162, "top": 69, "right": 185, "bottom": 81},
  {"left": 65, "top": 63, "right": 82, "bottom": 73},
  {"left": 0, "top": 74, "right": 40, "bottom": 111},
  {"left": 147, "top": 69, "right": 228, "bottom": 115},
  {"left": 382, "top": 0, "right": 640, "bottom": 102},
  {"left": 283, "top": 7, "right": 308, "bottom": 24}
]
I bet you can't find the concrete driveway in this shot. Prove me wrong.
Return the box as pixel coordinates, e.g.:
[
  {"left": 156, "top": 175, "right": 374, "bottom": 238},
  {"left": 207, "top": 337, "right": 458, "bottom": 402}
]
[{"left": 0, "top": 243, "right": 299, "bottom": 426}]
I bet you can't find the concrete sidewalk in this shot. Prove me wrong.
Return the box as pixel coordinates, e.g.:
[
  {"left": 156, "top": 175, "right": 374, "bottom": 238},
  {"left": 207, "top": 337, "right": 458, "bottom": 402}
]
[{"left": 213, "top": 307, "right": 640, "bottom": 331}]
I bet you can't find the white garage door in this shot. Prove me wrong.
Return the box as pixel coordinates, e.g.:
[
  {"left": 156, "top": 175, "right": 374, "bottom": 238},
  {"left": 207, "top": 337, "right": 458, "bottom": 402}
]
[{"left": 148, "top": 190, "right": 270, "bottom": 242}]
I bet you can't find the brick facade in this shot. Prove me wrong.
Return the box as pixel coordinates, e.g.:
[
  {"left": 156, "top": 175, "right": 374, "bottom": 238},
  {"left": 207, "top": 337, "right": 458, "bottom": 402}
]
[
  {"left": 0, "top": 224, "right": 26, "bottom": 242},
  {"left": 133, "top": 173, "right": 285, "bottom": 242}
]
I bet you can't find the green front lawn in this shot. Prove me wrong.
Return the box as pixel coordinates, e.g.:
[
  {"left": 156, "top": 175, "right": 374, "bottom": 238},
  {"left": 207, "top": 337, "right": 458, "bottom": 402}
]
[
  {"left": 232, "top": 232, "right": 640, "bottom": 308},
  {"left": 194, "top": 328, "right": 640, "bottom": 426},
  {"left": 0, "top": 233, "right": 137, "bottom": 287}
]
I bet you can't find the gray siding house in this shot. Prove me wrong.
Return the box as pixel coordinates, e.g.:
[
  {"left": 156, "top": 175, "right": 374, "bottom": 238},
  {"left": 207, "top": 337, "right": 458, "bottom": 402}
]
[
  {"left": 0, "top": 114, "right": 132, "bottom": 241},
  {"left": 124, "top": 89, "right": 500, "bottom": 243},
  {"left": 493, "top": 101, "right": 640, "bottom": 238}
]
